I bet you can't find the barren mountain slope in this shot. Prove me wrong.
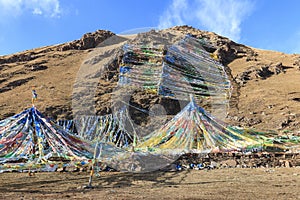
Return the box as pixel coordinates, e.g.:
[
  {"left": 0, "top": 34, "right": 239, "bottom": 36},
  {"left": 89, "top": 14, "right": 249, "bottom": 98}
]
[
  {"left": 228, "top": 48, "right": 300, "bottom": 132},
  {"left": 0, "top": 26, "right": 299, "bottom": 133}
]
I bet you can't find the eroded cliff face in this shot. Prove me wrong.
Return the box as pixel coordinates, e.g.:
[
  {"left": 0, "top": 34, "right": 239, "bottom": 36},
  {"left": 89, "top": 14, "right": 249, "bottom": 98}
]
[{"left": 0, "top": 26, "right": 299, "bottom": 133}]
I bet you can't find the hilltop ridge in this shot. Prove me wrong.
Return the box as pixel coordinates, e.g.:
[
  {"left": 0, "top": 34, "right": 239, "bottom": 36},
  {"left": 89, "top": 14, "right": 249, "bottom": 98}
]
[{"left": 0, "top": 26, "right": 299, "bottom": 133}]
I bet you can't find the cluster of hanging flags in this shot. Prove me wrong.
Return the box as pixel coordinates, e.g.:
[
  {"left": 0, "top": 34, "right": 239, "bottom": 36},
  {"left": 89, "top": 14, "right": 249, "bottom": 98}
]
[
  {"left": 57, "top": 108, "right": 133, "bottom": 148},
  {"left": 0, "top": 35, "right": 299, "bottom": 172},
  {"left": 119, "top": 35, "right": 231, "bottom": 106},
  {"left": 137, "top": 99, "right": 300, "bottom": 153},
  {"left": 0, "top": 107, "right": 95, "bottom": 172}
]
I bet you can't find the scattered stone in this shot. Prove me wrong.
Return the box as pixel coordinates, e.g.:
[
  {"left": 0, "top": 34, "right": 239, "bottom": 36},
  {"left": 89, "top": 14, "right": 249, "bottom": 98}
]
[
  {"left": 210, "top": 161, "right": 218, "bottom": 169},
  {"left": 292, "top": 57, "right": 300, "bottom": 68},
  {"left": 57, "top": 167, "right": 66, "bottom": 172},
  {"left": 220, "top": 160, "right": 237, "bottom": 168},
  {"left": 265, "top": 169, "right": 275, "bottom": 173},
  {"left": 279, "top": 117, "right": 294, "bottom": 129},
  {"left": 270, "top": 62, "right": 284, "bottom": 74},
  {"left": 285, "top": 160, "right": 291, "bottom": 168}
]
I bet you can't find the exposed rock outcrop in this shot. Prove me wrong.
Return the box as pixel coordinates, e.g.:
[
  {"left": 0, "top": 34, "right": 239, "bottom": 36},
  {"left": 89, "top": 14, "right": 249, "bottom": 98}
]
[
  {"left": 58, "top": 30, "right": 115, "bottom": 51},
  {"left": 235, "top": 62, "right": 286, "bottom": 86}
]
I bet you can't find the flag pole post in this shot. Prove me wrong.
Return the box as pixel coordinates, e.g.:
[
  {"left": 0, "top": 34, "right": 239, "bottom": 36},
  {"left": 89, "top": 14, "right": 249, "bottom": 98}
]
[{"left": 85, "top": 142, "right": 102, "bottom": 189}]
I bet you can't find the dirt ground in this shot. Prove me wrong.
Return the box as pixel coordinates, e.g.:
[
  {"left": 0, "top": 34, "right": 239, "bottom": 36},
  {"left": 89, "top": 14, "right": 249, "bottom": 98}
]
[{"left": 0, "top": 168, "right": 299, "bottom": 200}]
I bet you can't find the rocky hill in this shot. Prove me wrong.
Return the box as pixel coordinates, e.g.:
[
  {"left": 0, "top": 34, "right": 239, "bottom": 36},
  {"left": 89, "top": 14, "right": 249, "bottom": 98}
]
[{"left": 0, "top": 26, "right": 299, "bottom": 134}]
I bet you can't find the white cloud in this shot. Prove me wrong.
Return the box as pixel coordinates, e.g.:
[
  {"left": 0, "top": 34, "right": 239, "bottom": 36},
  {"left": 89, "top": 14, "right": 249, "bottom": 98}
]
[
  {"left": 158, "top": 0, "right": 188, "bottom": 29},
  {"left": 32, "top": 8, "right": 42, "bottom": 15},
  {"left": 0, "top": 0, "right": 23, "bottom": 16},
  {"left": 158, "top": 0, "right": 255, "bottom": 42},
  {"left": 0, "top": 0, "right": 62, "bottom": 18}
]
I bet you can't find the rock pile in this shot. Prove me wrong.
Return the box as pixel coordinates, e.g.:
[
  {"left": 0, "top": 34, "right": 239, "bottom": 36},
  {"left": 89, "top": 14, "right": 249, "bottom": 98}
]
[
  {"left": 174, "top": 152, "right": 300, "bottom": 170},
  {"left": 43, "top": 152, "right": 300, "bottom": 173}
]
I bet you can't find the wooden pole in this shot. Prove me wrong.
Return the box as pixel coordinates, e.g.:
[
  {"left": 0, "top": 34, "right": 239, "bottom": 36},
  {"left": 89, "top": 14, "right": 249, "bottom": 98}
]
[{"left": 86, "top": 142, "right": 102, "bottom": 188}]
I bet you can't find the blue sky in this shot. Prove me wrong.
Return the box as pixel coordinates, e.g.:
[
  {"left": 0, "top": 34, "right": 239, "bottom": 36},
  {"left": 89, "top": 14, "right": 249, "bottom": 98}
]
[{"left": 0, "top": 0, "right": 300, "bottom": 55}]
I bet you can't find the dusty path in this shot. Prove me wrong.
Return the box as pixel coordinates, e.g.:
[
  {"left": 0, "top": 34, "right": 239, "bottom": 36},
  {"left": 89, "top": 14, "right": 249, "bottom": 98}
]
[{"left": 0, "top": 168, "right": 299, "bottom": 199}]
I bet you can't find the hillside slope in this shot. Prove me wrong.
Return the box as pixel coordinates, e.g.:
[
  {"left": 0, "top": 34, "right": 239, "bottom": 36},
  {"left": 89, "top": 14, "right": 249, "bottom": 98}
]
[{"left": 0, "top": 26, "right": 299, "bottom": 133}]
